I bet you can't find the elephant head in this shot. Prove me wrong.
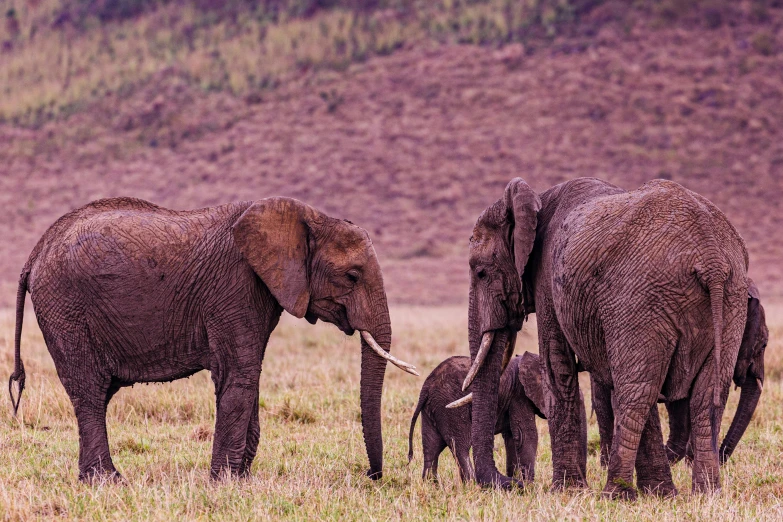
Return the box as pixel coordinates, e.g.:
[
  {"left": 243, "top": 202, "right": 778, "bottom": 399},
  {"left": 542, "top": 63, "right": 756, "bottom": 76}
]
[
  {"left": 517, "top": 352, "right": 547, "bottom": 418},
  {"left": 232, "top": 197, "right": 417, "bottom": 479},
  {"left": 463, "top": 178, "right": 541, "bottom": 487},
  {"left": 719, "top": 279, "right": 768, "bottom": 463}
]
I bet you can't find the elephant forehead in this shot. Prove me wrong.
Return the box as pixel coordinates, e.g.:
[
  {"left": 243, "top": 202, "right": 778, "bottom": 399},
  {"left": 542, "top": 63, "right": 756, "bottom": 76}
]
[{"left": 320, "top": 226, "right": 373, "bottom": 263}]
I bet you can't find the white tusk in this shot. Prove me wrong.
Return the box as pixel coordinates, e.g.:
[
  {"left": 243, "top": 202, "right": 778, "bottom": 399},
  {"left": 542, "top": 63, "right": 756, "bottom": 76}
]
[
  {"left": 462, "top": 331, "right": 495, "bottom": 391},
  {"left": 446, "top": 393, "right": 473, "bottom": 409},
  {"left": 360, "top": 331, "right": 419, "bottom": 376},
  {"left": 757, "top": 378, "right": 763, "bottom": 393}
]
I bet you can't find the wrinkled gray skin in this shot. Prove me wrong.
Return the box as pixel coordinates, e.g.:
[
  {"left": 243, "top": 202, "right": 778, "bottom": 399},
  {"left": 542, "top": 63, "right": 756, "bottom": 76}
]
[
  {"left": 408, "top": 353, "right": 565, "bottom": 482},
  {"left": 9, "top": 197, "right": 396, "bottom": 482},
  {"left": 467, "top": 178, "right": 748, "bottom": 498},
  {"left": 591, "top": 284, "right": 767, "bottom": 469}
]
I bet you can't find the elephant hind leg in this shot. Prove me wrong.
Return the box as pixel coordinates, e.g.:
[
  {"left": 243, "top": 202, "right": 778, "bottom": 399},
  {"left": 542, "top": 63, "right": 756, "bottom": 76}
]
[
  {"left": 603, "top": 381, "right": 662, "bottom": 500},
  {"left": 64, "top": 372, "right": 121, "bottom": 482},
  {"left": 635, "top": 404, "right": 677, "bottom": 497},
  {"left": 690, "top": 358, "right": 723, "bottom": 493},
  {"left": 421, "top": 414, "right": 446, "bottom": 481}
]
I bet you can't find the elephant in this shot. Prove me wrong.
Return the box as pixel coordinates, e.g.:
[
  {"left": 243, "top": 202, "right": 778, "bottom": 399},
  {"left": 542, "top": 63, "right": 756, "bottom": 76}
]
[
  {"left": 458, "top": 177, "right": 748, "bottom": 498},
  {"left": 8, "top": 196, "right": 418, "bottom": 482},
  {"left": 407, "top": 352, "right": 561, "bottom": 482},
  {"left": 588, "top": 283, "right": 767, "bottom": 469},
  {"left": 664, "top": 279, "right": 768, "bottom": 466}
]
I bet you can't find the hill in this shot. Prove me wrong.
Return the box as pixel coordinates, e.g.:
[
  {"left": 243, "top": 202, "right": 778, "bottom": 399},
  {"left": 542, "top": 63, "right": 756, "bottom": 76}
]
[{"left": 1, "top": 0, "right": 782, "bottom": 307}]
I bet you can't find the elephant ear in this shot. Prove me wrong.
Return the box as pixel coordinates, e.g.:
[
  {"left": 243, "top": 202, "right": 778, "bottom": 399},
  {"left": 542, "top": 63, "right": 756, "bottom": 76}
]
[
  {"left": 232, "top": 197, "right": 318, "bottom": 318},
  {"left": 504, "top": 178, "right": 542, "bottom": 280},
  {"left": 748, "top": 278, "right": 760, "bottom": 302},
  {"left": 518, "top": 352, "right": 546, "bottom": 418}
]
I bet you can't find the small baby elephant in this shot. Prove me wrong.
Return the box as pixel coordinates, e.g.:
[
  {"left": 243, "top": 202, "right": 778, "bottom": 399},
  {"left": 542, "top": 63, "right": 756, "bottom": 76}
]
[{"left": 408, "top": 352, "right": 547, "bottom": 482}]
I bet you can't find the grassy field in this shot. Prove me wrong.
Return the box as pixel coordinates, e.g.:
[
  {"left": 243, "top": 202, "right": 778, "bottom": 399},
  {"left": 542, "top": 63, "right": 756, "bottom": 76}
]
[{"left": 1, "top": 304, "right": 782, "bottom": 520}]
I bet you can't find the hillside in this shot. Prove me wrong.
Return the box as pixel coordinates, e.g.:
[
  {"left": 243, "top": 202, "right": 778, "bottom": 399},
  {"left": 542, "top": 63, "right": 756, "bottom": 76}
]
[{"left": 2, "top": 1, "right": 783, "bottom": 307}]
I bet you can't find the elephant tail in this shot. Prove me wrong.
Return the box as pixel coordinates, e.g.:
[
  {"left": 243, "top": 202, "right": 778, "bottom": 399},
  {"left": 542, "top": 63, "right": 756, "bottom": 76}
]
[
  {"left": 708, "top": 277, "right": 726, "bottom": 409},
  {"left": 9, "top": 269, "right": 29, "bottom": 416},
  {"left": 408, "top": 388, "right": 428, "bottom": 463}
]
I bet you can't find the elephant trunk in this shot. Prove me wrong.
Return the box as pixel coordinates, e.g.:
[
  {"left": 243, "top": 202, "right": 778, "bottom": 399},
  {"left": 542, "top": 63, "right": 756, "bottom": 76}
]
[
  {"left": 719, "top": 377, "right": 762, "bottom": 464},
  {"left": 359, "top": 308, "right": 392, "bottom": 480},
  {"left": 469, "top": 327, "right": 513, "bottom": 487}
]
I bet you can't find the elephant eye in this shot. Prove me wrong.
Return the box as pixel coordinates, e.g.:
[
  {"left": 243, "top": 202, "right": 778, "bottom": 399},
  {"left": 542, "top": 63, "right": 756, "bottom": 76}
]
[
  {"left": 476, "top": 268, "right": 487, "bottom": 280},
  {"left": 346, "top": 270, "right": 360, "bottom": 284}
]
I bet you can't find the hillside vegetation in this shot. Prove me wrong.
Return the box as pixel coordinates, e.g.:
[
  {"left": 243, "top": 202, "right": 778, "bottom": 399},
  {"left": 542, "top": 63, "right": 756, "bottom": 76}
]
[{"left": 1, "top": 0, "right": 782, "bottom": 307}]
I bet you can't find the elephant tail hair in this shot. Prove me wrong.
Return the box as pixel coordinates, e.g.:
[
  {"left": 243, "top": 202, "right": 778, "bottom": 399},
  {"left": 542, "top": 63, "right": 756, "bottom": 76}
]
[
  {"left": 9, "top": 269, "right": 29, "bottom": 417},
  {"left": 707, "top": 277, "right": 726, "bottom": 409},
  {"left": 408, "top": 388, "right": 428, "bottom": 463}
]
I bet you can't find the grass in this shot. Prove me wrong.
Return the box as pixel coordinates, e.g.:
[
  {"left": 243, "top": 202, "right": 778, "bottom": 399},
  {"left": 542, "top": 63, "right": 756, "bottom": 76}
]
[
  {"left": 1, "top": 304, "right": 783, "bottom": 520},
  {"left": 0, "top": 0, "right": 592, "bottom": 127}
]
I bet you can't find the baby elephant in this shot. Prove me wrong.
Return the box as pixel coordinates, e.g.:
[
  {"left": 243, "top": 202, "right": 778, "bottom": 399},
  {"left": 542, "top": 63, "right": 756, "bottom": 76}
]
[{"left": 408, "top": 352, "right": 548, "bottom": 482}]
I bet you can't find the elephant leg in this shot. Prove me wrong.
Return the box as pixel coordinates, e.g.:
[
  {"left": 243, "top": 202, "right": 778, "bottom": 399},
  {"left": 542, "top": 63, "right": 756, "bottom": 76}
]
[
  {"left": 665, "top": 398, "right": 691, "bottom": 464},
  {"left": 540, "top": 324, "right": 587, "bottom": 489},
  {"left": 502, "top": 430, "right": 519, "bottom": 480},
  {"left": 451, "top": 437, "right": 475, "bottom": 483},
  {"left": 239, "top": 386, "right": 261, "bottom": 476},
  {"left": 602, "top": 380, "right": 660, "bottom": 500},
  {"left": 591, "top": 380, "right": 614, "bottom": 469},
  {"left": 64, "top": 373, "right": 120, "bottom": 482},
  {"left": 421, "top": 414, "right": 446, "bottom": 481},
  {"left": 635, "top": 404, "right": 677, "bottom": 497},
  {"left": 690, "top": 362, "right": 722, "bottom": 493},
  {"left": 507, "top": 399, "right": 538, "bottom": 482},
  {"left": 210, "top": 377, "right": 261, "bottom": 479}
]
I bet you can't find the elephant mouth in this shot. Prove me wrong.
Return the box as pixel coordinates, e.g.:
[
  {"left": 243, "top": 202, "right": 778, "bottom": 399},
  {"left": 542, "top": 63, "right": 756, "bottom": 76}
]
[
  {"left": 462, "top": 328, "right": 515, "bottom": 391},
  {"left": 308, "top": 299, "right": 353, "bottom": 334}
]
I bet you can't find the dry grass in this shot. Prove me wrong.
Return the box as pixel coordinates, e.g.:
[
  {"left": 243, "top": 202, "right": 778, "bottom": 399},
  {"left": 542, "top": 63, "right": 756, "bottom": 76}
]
[{"left": 1, "top": 303, "right": 782, "bottom": 520}]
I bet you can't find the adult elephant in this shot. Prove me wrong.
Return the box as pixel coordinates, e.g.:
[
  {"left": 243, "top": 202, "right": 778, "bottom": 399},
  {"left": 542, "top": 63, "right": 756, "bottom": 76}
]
[
  {"left": 460, "top": 177, "right": 748, "bottom": 498},
  {"left": 665, "top": 280, "right": 768, "bottom": 465},
  {"left": 8, "top": 197, "right": 417, "bottom": 482}
]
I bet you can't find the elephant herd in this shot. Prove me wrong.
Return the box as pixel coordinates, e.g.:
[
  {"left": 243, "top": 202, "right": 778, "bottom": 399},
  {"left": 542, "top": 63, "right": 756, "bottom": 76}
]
[{"left": 8, "top": 177, "right": 768, "bottom": 500}]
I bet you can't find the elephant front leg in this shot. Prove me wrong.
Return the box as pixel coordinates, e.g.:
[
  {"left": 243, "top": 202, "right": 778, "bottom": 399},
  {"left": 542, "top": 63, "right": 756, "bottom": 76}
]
[
  {"left": 665, "top": 398, "right": 691, "bottom": 464},
  {"left": 507, "top": 399, "right": 538, "bottom": 481},
  {"left": 542, "top": 334, "right": 587, "bottom": 490},
  {"left": 591, "top": 380, "right": 614, "bottom": 469},
  {"left": 240, "top": 386, "right": 261, "bottom": 476},
  {"left": 210, "top": 380, "right": 260, "bottom": 479},
  {"left": 635, "top": 404, "right": 677, "bottom": 497}
]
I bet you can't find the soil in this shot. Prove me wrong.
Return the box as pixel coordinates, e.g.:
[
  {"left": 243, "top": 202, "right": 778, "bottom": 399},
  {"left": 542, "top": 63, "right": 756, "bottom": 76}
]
[{"left": 2, "top": 12, "right": 782, "bottom": 307}]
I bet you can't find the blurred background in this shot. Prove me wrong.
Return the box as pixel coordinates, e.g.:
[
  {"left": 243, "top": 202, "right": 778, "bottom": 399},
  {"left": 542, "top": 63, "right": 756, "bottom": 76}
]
[{"left": 1, "top": 0, "right": 781, "bottom": 307}]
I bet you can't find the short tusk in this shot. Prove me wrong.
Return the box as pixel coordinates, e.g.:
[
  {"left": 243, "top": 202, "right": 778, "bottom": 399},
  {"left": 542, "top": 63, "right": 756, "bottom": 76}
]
[
  {"left": 446, "top": 393, "right": 473, "bottom": 409},
  {"left": 757, "top": 378, "right": 763, "bottom": 393},
  {"left": 463, "top": 331, "right": 495, "bottom": 391},
  {"left": 500, "top": 331, "right": 517, "bottom": 374},
  {"left": 360, "top": 331, "right": 419, "bottom": 376}
]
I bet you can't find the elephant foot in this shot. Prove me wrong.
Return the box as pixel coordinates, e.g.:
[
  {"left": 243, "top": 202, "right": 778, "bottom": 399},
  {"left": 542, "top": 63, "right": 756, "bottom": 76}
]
[
  {"left": 692, "top": 480, "right": 721, "bottom": 495},
  {"left": 79, "top": 468, "right": 124, "bottom": 485},
  {"left": 601, "top": 479, "right": 637, "bottom": 501},
  {"left": 638, "top": 480, "right": 678, "bottom": 498},
  {"left": 551, "top": 474, "right": 589, "bottom": 491},
  {"left": 476, "top": 469, "right": 523, "bottom": 490},
  {"left": 366, "top": 468, "right": 383, "bottom": 481}
]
